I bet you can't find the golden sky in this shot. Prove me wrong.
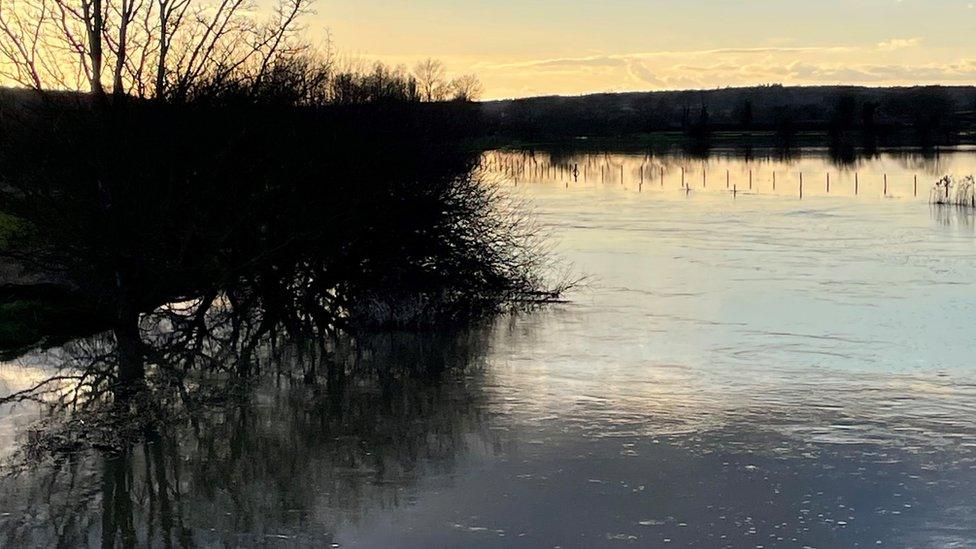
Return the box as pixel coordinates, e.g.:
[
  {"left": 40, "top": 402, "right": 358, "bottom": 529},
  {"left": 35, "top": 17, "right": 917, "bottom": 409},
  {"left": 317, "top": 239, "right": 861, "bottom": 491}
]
[{"left": 314, "top": 0, "right": 976, "bottom": 99}]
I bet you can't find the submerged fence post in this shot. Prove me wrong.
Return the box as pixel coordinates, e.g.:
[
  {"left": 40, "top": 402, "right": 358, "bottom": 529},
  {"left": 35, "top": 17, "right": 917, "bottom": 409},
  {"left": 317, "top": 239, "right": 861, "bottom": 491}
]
[
  {"left": 660, "top": 166, "right": 664, "bottom": 187},
  {"left": 826, "top": 173, "right": 830, "bottom": 193},
  {"left": 681, "top": 166, "right": 685, "bottom": 189},
  {"left": 749, "top": 169, "right": 753, "bottom": 190},
  {"left": 726, "top": 169, "right": 730, "bottom": 189},
  {"left": 772, "top": 171, "right": 776, "bottom": 191},
  {"left": 799, "top": 172, "right": 804, "bottom": 199},
  {"left": 855, "top": 172, "right": 859, "bottom": 195},
  {"left": 914, "top": 174, "right": 918, "bottom": 197},
  {"left": 703, "top": 168, "right": 706, "bottom": 188},
  {"left": 884, "top": 174, "right": 888, "bottom": 196}
]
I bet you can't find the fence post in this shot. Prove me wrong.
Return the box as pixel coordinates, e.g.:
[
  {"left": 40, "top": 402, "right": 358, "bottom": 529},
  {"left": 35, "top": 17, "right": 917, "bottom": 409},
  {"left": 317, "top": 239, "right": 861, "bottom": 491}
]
[{"left": 799, "top": 172, "right": 803, "bottom": 199}]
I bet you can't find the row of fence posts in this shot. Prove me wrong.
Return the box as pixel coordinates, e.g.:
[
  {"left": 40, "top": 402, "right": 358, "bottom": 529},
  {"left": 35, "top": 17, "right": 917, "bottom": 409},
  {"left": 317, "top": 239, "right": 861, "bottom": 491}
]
[{"left": 489, "top": 154, "right": 923, "bottom": 199}]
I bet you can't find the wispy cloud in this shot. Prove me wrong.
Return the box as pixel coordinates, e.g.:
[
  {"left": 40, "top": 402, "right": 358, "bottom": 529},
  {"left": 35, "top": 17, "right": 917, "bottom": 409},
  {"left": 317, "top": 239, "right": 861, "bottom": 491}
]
[
  {"left": 470, "top": 39, "right": 976, "bottom": 98},
  {"left": 876, "top": 37, "right": 922, "bottom": 51},
  {"left": 484, "top": 46, "right": 858, "bottom": 70}
]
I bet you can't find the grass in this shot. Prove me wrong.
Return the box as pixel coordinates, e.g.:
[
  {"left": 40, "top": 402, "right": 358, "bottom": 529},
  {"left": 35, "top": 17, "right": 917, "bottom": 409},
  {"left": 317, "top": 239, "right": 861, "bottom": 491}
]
[
  {"left": 0, "top": 212, "right": 24, "bottom": 248},
  {"left": 931, "top": 175, "right": 976, "bottom": 207}
]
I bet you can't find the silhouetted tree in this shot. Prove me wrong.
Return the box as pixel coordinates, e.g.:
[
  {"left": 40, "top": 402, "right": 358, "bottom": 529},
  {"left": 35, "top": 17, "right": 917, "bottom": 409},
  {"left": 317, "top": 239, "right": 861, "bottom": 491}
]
[
  {"left": 832, "top": 95, "right": 858, "bottom": 132},
  {"left": 738, "top": 98, "right": 754, "bottom": 129},
  {"left": 449, "top": 73, "right": 484, "bottom": 102},
  {"left": 0, "top": 0, "right": 315, "bottom": 102},
  {"left": 413, "top": 58, "right": 448, "bottom": 102}
]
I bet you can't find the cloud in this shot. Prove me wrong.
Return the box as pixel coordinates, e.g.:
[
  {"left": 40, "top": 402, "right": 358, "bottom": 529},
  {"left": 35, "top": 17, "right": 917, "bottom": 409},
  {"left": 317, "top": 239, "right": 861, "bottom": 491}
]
[
  {"left": 626, "top": 61, "right": 663, "bottom": 86},
  {"left": 876, "top": 37, "right": 922, "bottom": 51},
  {"left": 485, "top": 45, "right": 857, "bottom": 70},
  {"left": 515, "top": 56, "right": 628, "bottom": 69}
]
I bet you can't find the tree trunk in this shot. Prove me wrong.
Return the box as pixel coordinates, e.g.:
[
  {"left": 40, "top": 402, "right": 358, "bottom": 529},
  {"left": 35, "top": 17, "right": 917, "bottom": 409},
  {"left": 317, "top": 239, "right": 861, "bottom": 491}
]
[
  {"left": 88, "top": 0, "right": 106, "bottom": 97},
  {"left": 114, "top": 313, "right": 145, "bottom": 400},
  {"left": 155, "top": 6, "right": 168, "bottom": 100}
]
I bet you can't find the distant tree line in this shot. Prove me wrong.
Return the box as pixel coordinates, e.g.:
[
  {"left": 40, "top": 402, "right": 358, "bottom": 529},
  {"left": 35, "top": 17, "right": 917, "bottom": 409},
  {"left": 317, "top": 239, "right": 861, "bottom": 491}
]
[
  {"left": 328, "top": 58, "right": 483, "bottom": 106},
  {"left": 483, "top": 85, "right": 976, "bottom": 146}
]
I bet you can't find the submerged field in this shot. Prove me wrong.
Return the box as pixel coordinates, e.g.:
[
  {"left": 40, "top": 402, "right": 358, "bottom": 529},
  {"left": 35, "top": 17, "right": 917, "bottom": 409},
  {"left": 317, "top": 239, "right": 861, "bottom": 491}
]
[{"left": 3, "top": 147, "right": 976, "bottom": 546}]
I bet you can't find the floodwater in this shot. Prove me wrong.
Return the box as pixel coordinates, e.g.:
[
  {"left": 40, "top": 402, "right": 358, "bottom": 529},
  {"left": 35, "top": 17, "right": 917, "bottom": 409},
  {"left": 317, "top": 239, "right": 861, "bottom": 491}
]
[{"left": 4, "top": 148, "right": 976, "bottom": 547}]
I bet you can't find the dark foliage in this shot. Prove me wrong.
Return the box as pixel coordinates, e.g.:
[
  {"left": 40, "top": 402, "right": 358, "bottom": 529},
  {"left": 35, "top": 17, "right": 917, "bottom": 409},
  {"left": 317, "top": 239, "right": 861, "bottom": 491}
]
[
  {"left": 482, "top": 85, "right": 976, "bottom": 146},
  {"left": 0, "top": 94, "right": 558, "bottom": 374}
]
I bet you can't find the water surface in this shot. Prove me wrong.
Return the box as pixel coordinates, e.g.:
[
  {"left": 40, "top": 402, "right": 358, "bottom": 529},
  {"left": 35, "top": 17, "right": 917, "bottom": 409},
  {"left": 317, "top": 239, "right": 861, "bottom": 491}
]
[{"left": 3, "top": 148, "right": 976, "bottom": 547}]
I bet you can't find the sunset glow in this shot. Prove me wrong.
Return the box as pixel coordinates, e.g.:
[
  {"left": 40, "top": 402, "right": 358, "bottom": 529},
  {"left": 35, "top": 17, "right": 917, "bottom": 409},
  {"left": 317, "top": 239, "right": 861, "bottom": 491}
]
[{"left": 315, "top": 0, "right": 976, "bottom": 98}]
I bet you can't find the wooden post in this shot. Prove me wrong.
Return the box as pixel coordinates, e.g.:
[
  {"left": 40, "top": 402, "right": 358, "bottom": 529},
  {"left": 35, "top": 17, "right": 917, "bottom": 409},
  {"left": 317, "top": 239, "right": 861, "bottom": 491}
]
[
  {"left": 826, "top": 173, "right": 830, "bottom": 193},
  {"left": 660, "top": 166, "right": 664, "bottom": 187},
  {"left": 855, "top": 172, "right": 859, "bottom": 195},
  {"left": 884, "top": 173, "right": 888, "bottom": 196},
  {"left": 681, "top": 166, "right": 685, "bottom": 189},
  {"left": 726, "top": 169, "right": 730, "bottom": 189},
  {"left": 914, "top": 174, "right": 917, "bottom": 197},
  {"left": 702, "top": 168, "right": 706, "bottom": 188},
  {"left": 773, "top": 171, "right": 776, "bottom": 191},
  {"left": 620, "top": 165, "right": 624, "bottom": 185},
  {"left": 749, "top": 169, "right": 753, "bottom": 190},
  {"left": 799, "top": 172, "right": 803, "bottom": 199}
]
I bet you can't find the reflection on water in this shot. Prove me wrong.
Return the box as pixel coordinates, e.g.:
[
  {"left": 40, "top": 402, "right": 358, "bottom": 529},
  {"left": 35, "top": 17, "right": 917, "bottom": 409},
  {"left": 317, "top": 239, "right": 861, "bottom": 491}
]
[
  {"left": 0, "top": 332, "right": 501, "bottom": 547},
  {"left": 4, "top": 149, "right": 976, "bottom": 547},
  {"left": 486, "top": 146, "right": 976, "bottom": 200}
]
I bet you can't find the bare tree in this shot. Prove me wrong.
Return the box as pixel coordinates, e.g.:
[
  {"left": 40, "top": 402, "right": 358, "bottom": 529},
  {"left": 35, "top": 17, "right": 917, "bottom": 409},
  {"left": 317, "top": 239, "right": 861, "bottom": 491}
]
[
  {"left": 412, "top": 57, "right": 445, "bottom": 102},
  {"left": 449, "top": 73, "right": 482, "bottom": 102},
  {"left": 0, "top": 0, "right": 47, "bottom": 89},
  {"left": 0, "top": 0, "right": 317, "bottom": 101}
]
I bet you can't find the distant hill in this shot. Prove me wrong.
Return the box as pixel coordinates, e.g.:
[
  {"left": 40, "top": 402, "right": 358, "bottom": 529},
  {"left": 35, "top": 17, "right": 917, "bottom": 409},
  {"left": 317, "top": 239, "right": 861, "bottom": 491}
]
[
  {"left": 481, "top": 85, "right": 976, "bottom": 145},
  {"left": 6, "top": 84, "right": 976, "bottom": 148}
]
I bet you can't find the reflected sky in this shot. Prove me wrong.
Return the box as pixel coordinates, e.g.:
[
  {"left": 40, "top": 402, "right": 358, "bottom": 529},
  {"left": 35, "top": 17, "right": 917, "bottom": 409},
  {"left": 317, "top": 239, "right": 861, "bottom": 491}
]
[{"left": 4, "top": 149, "right": 976, "bottom": 546}]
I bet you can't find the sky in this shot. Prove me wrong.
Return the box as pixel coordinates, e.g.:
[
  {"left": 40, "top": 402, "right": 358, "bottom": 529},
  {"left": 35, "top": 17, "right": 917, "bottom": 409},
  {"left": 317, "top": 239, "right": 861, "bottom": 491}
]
[{"left": 310, "top": 0, "right": 976, "bottom": 99}]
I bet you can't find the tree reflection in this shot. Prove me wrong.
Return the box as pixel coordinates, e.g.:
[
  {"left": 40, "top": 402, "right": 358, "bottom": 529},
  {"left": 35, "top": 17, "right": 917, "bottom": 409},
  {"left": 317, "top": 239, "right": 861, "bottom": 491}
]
[{"left": 0, "top": 328, "right": 498, "bottom": 547}]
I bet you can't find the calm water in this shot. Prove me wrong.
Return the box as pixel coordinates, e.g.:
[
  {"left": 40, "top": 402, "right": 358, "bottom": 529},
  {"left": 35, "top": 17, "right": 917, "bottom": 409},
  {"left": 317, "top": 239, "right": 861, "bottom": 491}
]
[{"left": 4, "top": 148, "right": 976, "bottom": 547}]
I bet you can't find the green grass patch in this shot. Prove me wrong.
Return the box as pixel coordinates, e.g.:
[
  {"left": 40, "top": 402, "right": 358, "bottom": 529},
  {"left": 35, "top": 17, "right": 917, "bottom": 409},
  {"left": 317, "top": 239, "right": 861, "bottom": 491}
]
[{"left": 0, "top": 212, "right": 27, "bottom": 249}]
